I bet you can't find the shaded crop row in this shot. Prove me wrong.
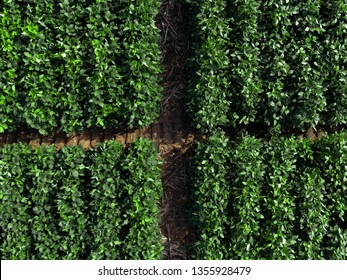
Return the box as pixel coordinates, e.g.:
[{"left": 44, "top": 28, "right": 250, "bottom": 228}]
[
  {"left": 191, "top": 131, "right": 347, "bottom": 259},
  {"left": 187, "top": 0, "right": 347, "bottom": 133},
  {"left": 0, "top": 0, "right": 162, "bottom": 135},
  {"left": 0, "top": 138, "right": 163, "bottom": 260}
]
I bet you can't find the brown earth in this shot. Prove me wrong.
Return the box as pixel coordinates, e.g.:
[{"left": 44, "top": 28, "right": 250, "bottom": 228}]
[{"left": 156, "top": 0, "right": 195, "bottom": 259}]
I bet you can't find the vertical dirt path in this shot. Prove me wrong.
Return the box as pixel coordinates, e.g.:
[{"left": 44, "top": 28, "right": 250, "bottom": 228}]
[{"left": 156, "top": 0, "right": 195, "bottom": 259}]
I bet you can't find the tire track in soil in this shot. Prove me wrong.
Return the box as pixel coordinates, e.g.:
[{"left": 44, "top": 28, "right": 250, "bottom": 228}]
[{"left": 0, "top": 0, "right": 195, "bottom": 260}]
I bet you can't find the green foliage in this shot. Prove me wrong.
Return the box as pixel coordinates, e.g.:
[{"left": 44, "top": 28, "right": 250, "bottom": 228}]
[
  {"left": 228, "top": 134, "right": 265, "bottom": 259},
  {"left": 89, "top": 141, "right": 126, "bottom": 260},
  {"left": 0, "top": 3, "right": 23, "bottom": 133},
  {"left": 191, "top": 131, "right": 230, "bottom": 259},
  {"left": 323, "top": 226, "right": 347, "bottom": 260},
  {"left": 321, "top": 1, "right": 347, "bottom": 125},
  {"left": 262, "top": 137, "right": 298, "bottom": 259},
  {"left": 315, "top": 133, "right": 347, "bottom": 259},
  {"left": 84, "top": 0, "right": 125, "bottom": 129},
  {"left": 0, "top": 0, "right": 162, "bottom": 135},
  {"left": 118, "top": 0, "right": 162, "bottom": 128},
  {"left": 188, "top": 0, "right": 347, "bottom": 132},
  {"left": 27, "top": 146, "right": 61, "bottom": 259},
  {"left": 0, "top": 144, "right": 32, "bottom": 259},
  {"left": 121, "top": 138, "right": 163, "bottom": 260},
  {"left": 315, "top": 133, "right": 347, "bottom": 226},
  {"left": 192, "top": 132, "right": 347, "bottom": 259},
  {"left": 19, "top": 1, "right": 61, "bottom": 134},
  {"left": 56, "top": 146, "right": 90, "bottom": 259},
  {"left": 187, "top": 0, "right": 231, "bottom": 131},
  {"left": 228, "top": 0, "right": 262, "bottom": 126},
  {"left": 295, "top": 167, "right": 329, "bottom": 260},
  {"left": 54, "top": 0, "right": 87, "bottom": 133},
  {"left": 0, "top": 138, "right": 163, "bottom": 260},
  {"left": 283, "top": 1, "right": 327, "bottom": 130}
]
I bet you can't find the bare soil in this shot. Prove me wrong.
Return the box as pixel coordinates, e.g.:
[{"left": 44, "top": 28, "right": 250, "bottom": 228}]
[{"left": 156, "top": 0, "right": 195, "bottom": 259}]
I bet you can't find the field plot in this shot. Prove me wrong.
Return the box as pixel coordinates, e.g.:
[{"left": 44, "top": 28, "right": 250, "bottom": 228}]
[
  {"left": 1, "top": 0, "right": 347, "bottom": 261},
  {"left": 191, "top": 131, "right": 347, "bottom": 260},
  {"left": 0, "top": 0, "right": 162, "bottom": 135},
  {"left": 0, "top": 139, "right": 163, "bottom": 260},
  {"left": 0, "top": 0, "right": 195, "bottom": 260},
  {"left": 187, "top": 0, "right": 347, "bottom": 133}
]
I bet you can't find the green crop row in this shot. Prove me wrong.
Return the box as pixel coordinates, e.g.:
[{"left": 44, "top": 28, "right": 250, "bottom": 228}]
[
  {"left": 186, "top": 0, "right": 231, "bottom": 130},
  {"left": 191, "top": 131, "right": 347, "bottom": 259},
  {"left": 0, "top": 138, "right": 163, "bottom": 260},
  {"left": 187, "top": 0, "right": 347, "bottom": 133},
  {"left": 0, "top": 0, "right": 162, "bottom": 135}
]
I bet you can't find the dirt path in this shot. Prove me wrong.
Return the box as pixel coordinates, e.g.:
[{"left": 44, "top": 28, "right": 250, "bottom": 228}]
[{"left": 156, "top": 0, "right": 195, "bottom": 260}]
